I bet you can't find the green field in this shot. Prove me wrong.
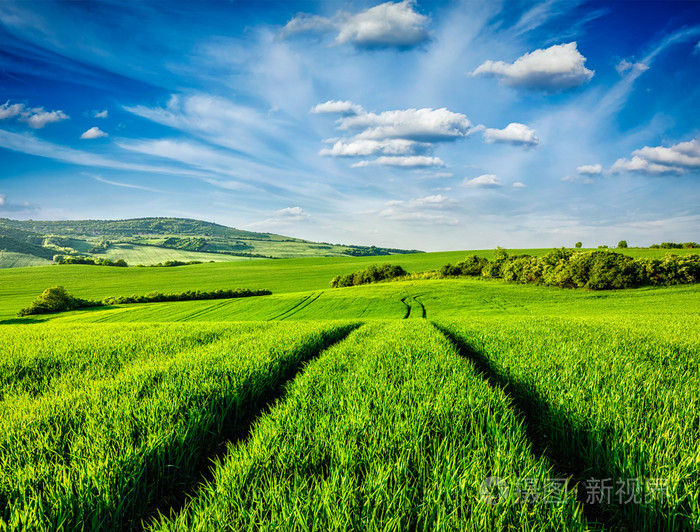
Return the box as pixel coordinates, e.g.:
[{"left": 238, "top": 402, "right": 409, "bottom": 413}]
[
  {"left": 1, "top": 250, "right": 698, "bottom": 530},
  {"left": 0, "top": 251, "right": 51, "bottom": 269}
]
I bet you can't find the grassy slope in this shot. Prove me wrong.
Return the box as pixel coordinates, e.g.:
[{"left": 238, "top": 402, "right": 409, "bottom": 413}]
[
  {"left": 0, "top": 251, "right": 51, "bottom": 269},
  {"left": 98, "top": 243, "right": 250, "bottom": 265},
  {"left": 2, "top": 247, "right": 696, "bottom": 321}
]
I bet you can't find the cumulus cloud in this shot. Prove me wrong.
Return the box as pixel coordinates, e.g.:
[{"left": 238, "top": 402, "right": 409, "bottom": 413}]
[
  {"left": 0, "top": 100, "right": 69, "bottom": 128},
  {"left": 19, "top": 108, "right": 69, "bottom": 129},
  {"left": 315, "top": 101, "right": 473, "bottom": 168},
  {"left": 615, "top": 59, "right": 649, "bottom": 76},
  {"left": 483, "top": 122, "right": 539, "bottom": 147},
  {"left": 351, "top": 155, "right": 444, "bottom": 168},
  {"left": 281, "top": 0, "right": 430, "bottom": 49},
  {"left": 577, "top": 164, "right": 602, "bottom": 175},
  {"left": 463, "top": 174, "right": 502, "bottom": 188},
  {"left": 0, "top": 194, "right": 4, "bottom": 206},
  {"left": 472, "top": 42, "right": 594, "bottom": 90},
  {"left": 93, "top": 109, "right": 109, "bottom": 118},
  {"left": 311, "top": 100, "right": 364, "bottom": 115},
  {"left": 320, "top": 138, "right": 427, "bottom": 157},
  {"left": 612, "top": 138, "right": 700, "bottom": 175},
  {"left": 80, "top": 126, "right": 108, "bottom": 139},
  {"left": 512, "top": 182, "right": 527, "bottom": 188},
  {"left": 338, "top": 107, "right": 473, "bottom": 142},
  {"left": 335, "top": 0, "right": 430, "bottom": 48},
  {"left": 0, "top": 101, "right": 25, "bottom": 120}
]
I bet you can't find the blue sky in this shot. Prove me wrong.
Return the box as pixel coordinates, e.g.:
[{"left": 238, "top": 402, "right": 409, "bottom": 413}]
[{"left": 0, "top": 0, "right": 699, "bottom": 250}]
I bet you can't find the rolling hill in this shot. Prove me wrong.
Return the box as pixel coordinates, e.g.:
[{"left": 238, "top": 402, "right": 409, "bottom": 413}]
[{"left": 0, "top": 217, "right": 422, "bottom": 267}]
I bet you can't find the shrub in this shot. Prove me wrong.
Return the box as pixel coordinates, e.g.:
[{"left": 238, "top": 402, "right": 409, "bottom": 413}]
[
  {"left": 330, "top": 263, "right": 406, "bottom": 288},
  {"left": 18, "top": 286, "right": 100, "bottom": 316}
]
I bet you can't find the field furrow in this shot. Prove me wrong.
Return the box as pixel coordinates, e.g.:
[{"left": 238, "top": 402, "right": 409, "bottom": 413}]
[
  {"left": 0, "top": 321, "right": 359, "bottom": 530},
  {"left": 438, "top": 316, "right": 700, "bottom": 531},
  {"left": 151, "top": 321, "right": 588, "bottom": 531}
]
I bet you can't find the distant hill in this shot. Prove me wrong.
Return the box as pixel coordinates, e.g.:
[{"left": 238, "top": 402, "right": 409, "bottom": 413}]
[{"left": 0, "top": 217, "right": 423, "bottom": 268}]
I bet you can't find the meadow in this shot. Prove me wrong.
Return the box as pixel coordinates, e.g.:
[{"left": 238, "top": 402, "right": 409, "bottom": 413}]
[{"left": 0, "top": 251, "right": 698, "bottom": 530}]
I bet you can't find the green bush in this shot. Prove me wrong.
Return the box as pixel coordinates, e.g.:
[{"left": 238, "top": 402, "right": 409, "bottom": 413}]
[
  {"left": 17, "top": 286, "right": 100, "bottom": 316},
  {"left": 438, "top": 248, "right": 700, "bottom": 290},
  {"left": 330, "top": 263, "right": 406, "bottom": 288}
]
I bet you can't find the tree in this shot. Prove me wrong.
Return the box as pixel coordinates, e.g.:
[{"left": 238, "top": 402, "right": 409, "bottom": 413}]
[
  {"left": 618, "top": 240, "right": 628, "bottom": 249},
  {"left": 575, "top": 242, "right": 582, "bottom": 248}
]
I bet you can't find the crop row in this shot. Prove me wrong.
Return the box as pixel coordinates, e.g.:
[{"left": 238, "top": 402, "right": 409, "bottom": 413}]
[
  {"left": 0, "top": 321, "right": 357, "bottom": 530},
  {"left": 151, "top": 321, "right": 587, "bottom": 531},
  {"left": 438, "top": 315, "right": 700, "bottom": 531}
]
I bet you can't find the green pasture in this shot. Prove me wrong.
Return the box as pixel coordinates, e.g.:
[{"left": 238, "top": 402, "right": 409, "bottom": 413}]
[{"left": 1, "top": 247, "right": 699, "bottom": 530}]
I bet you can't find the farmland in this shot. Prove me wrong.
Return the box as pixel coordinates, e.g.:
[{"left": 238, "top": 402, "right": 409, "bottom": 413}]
[{"left": 0, "top": 251, "right": 698, "bottom": 530}]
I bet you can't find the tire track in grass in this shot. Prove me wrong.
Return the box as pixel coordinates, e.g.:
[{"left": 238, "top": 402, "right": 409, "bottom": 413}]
[
  {"left": 400, "top": 295, "right": 426, "bottom": 319},
  {"left": 277, "top": 291, "right": 324, "bottom": 320},
  {"left": 139, "top": 322, "right": 362, "bottom": 531},
  {"left": 433, "top": 323, "right": 613, "bottom": 532},
  {"left": 266, "top": 292, "right": 321, "bottom": 321}
]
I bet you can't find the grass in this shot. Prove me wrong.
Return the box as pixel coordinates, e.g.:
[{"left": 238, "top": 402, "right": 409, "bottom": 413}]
[
  {"left": 1, "top": 247, "right": 699, "bottom": 530},
  {"left": 0, "top": 251, "right": 51, "bottom": 269},
  {"left": 151, "top": 321, "right": 587, "bottom": 531},
  {"left": 0, "top": 321, "right": 357, "bottom": 530},
  {"left": 438, "top": 315, "right": 700, "bottom": 530},
  {"left": 98, "top": 243, "right": 251, "bottom": 265}
]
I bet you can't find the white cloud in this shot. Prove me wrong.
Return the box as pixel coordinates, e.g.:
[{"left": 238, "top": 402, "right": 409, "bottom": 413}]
[
  {"left": 615, "top": 59, "right": 649, "bottom": 76},
  {"left": 311, "top": 100, "right": 364, "bottom": 115},
  {"left": 338, "top": 107, "right": 473, "bottom": 141},
  {"left": 483, "top": 122, "right": 539, "bottom": 147},
  {"left": 19, "top": 108, "right": 69, "bottom": 129},
  {"left": 633, "top": 139, "right": 700, "bottom": 169},
  {"left": 378, "top": 194, "right": 458, "bottom": 225},
  {"left": 80, "top": 126, "right": 108, "bottom": 139},
  {"left": 320, "top": 138, "right": 427, "bottom": 157},
  {"left": 93, "top": 109, "right": 109, "bottom": 118},
  {"left": 315, "top": 102, "right": 473, "bottom": 168},
  {"left": 611, "top": 156, "right": 681, "bottom": 175},
  {"left": 247, "top": 206, "right": 311, "bottom": 230},
  {"left": 577, "top": 163, "right": 602, "bottom": 175},
  {"left": 279, "top": 14, "right": 336, "bottom": 39},
  {"left": 0, "top": 101, "right": 25, "bottom": 120},
  {"left": 611, "top": 138, "right": 700, "bottom": 175},
  {"left": 386, "top": 194, "right": 454, "bottom": 209},
  {"left": 281, "top": 1, "right": 430, "bottom": 49},
  {"left": 512, "top": 182, "right": 527, "bottom": 188},
  {"left": 0, "top": 100, "right": 69, "bottom": 128},
  {"left": 273, "top": 206, "right": 310, "bottom": 221},
  {"left": 335, "top": 0, "right": 430, "bottom": 48},
  {"left": 472, "top": 42, "right": 594, "bottom": 90},
  {"left": 463, "top": 174, "right": 502, "bottom": 187},
  {"left": 0, "top": 194, "right": 5, "bottom": 206},
  {"left": 351, "top": 155, "right": 444, "bottom": 167}
]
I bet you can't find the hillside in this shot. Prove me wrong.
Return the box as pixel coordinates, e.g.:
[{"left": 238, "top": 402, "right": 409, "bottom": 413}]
[{"left": 0, "top": 217, "right": 422, "bottom": 267}]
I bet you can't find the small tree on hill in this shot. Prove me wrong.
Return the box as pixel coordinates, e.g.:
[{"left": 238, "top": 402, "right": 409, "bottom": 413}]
[
  {"left": 618, "top": 240, "right": 628, "bottom": 249},
  {"left": 575, "top": 242, "right": 582, "bottom": 248}
]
